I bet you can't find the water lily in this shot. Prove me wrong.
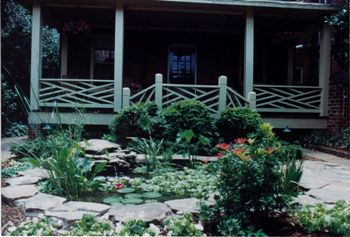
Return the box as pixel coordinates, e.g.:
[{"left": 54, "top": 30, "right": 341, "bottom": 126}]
[
  {"left": 114, "top": 183, "right": 124, "bottom": 190},
  {"left": 216, "top": 143, "right": 230, "bottom": 151},
  {"left": 234, "top": 138, "right": 247, "bottom": 144}
]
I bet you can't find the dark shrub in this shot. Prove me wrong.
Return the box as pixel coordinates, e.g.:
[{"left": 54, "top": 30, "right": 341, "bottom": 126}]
[
  {"left": 216, "top": 107, "right": 262, "bottom": 142},
  {"left": 161, "top": 100, "right": 216, "bottom": 143},
  {"left": 109, "top": 102, "right": 160, "bottom": 146}
]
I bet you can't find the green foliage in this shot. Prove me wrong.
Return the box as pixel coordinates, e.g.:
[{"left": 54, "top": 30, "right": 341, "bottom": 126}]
[
  {"left": 216, "top": 107, "right": 262, "bottom": 142},
  {"left": 218, "top": 217, "right": 267, "bottom": 237},
  {"left": 1, "top": 160, "right": 32, "bottom": 178},
  {"left": 343, "top": 127, "right": 350, "bottom": 149},
  {"left": 7, "top": 217, "right": 55, "bottom": 236},
  {"left": 302, "top": 128, "right": 350, "bottom": 149},
  {"left": 117, "top": 220, "right": 155, "bottom": 236},
  {"left": 10, "top": 136, "right": 49, "bottom": 158},
  {"left": 110, "top": 102, "right": 160, "bottom": 146},
  {"left": 164, "top": 213, "right": 203, "bottom": 236},
  {"left": 295, "top": 201, "right": 350, "bottom": 235},
  {"left": 281, "top": 156, "right": 303, "bottom": 197},
  {"left": 68, "top": 214, "right": 113, "bottom": 236},
  {"left": 29, "top": 141, "right": 106, "bottom": 200},
  {"left": 161, "top": 100, "right": 216, "bottom": 150},
  {"left": 130, "top": 165, "right": 218, "bottom": 199},
  {"left": 325, "top": 2, "right": 349, "bottom": 71}
]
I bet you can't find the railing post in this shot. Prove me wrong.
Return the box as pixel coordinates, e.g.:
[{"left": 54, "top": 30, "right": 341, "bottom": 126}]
[
  {"left": 248, "top": 91, "right": 256, "bottom": 110},
  {"left": 155, "top": 73, "right": 163, "bottom": 107},
  {"left": 218, "top": 75, "right": 227, "bottom": 114},
  {"left": 122, "top": 87, "right": 130, "bottom": 109}
]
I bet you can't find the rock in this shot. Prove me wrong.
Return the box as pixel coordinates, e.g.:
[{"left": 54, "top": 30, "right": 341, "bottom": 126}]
[
  {"left": 108, "top": 202, "right": 172, "bottom": 222},
  {"left": 135, "top": 154, "right": 146, "bottom": 163},
  {"left": 2, "top": 185, "right": 38, "bottom": 200},
  {"left": 294, "top": 195, "right": 323, "bottom": 206},
  {"left": 306, "top": 184, "right": 350, "bottom": 204},
  {"left": 206, "top": 193, "right": 217, "bottom": 206},
  {"left": 24, "top": 193, "right": 66, "bottom": 212},
  {"left": 51, "top": 201, "right": 111, "bottom": 213},
  {"left": 79, "top": 139, "right": 120, "bottom": 154},
  {"left": 45, "top": 210, "right": 99, "bottom": 222},
  {"left": 6, "top": 176, "right": 41, "bottom": 186},
  {"left": 109, "top": 158, "right": 130, "bottom": 167},
  {"left": 164, "top": 198, "right": 201, "bottom": 213},
  {"left": 18, "top": 168, "right": 49, "bottom": 179}
]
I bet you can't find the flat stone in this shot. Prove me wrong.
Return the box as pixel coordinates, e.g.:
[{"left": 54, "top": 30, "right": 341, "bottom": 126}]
[
  {"left": 108, "top": 202, "right": 172, "bottom": 222},
  {"left": 294, "top": 195, "right": 323, "bottom": 206},
  {"left": 51, "top": 201, "right": 111, "bottom": 213},
  {"left": 24, "top": 193, "right": 66, "bottom": 212},
  {"left": 109, "top": 158, "right": 130, "bottom": 167},
  {"left": 79, "top": 139, "right": 120, "bottom": 154},
  {"left": 2, "top": 185, "right": 38, "bottom": 200},
  {"left": 164, "top": 198, "right": 200, "bottom": 213},
  {"left": 18, "top": 168, "right": 49, "bottom": 179},
  {"left": 6, "top": 176, "right": 41, "bottom": 186},
  {"left": 45, "top": 210, "right": 99, "bottom": 222},
  {"left": 306, "top": 184, "right": 350, "bottom": 204}
]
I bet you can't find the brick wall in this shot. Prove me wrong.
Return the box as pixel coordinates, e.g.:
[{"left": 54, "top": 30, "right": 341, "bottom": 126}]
[{"left": 327, "top": 72, "right": 350, "bottom": 133}]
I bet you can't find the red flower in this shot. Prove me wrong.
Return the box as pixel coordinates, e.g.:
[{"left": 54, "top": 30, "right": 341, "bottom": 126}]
[
  {"left": 114, "top": 183, "right": 124, "bottom": 190},
  {"left": 232, "top": 147, "right": 244, "bottom": 155},
  {"left": 215, "top": 152, "right": 224, "bottom": 158},
  {"left": 216, "top": 143, "right": 230, "bottom": 151},
  {"left": 234, "top": 138, "right": 247, "bottom": 145}
]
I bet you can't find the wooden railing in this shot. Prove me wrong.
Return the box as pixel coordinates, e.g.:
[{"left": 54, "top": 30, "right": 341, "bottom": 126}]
[
  {"left": 254, "top": 84, "right": 322, "bottom": 113},
  {"left": 39, "top": 78, "right": 114, "bottom": 108},
  {"left": 124, "top": 74, "right": 251, "bottom": 116}
]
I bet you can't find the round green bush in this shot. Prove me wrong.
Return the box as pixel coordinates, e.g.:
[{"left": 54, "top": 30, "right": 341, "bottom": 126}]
[
  {"left": 109, "top": 102, "right": 159, "bottom": 146},
  {"left": 161, "top": 100, "right": 215, "bottom": 141},
  {"left": 216, "top": 107, "right": 262, "bottom": 142}
]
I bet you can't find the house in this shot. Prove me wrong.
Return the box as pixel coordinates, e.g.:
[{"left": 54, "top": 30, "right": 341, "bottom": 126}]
[{"left": 24, "top": 0, "right": 346, "bottom": 130}]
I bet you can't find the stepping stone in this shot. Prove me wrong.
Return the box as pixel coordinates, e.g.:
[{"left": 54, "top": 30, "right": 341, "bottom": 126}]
[
  {"left": 51, "top": 201, "right": 111, "bottom": 213},
  {"left": 45, "top": 210, "right": 99, "bottom": 222},
  {"left": 306, "top": 184, "right": 350, "bottom": 204},
  {"left": 108, "top": 202, "right": 172, "bottom": 222},
  {"left": 79, "top": 139, "right": 120, "bottom": 154},
  {"left": 18, "top": 168, "right": 49, "bottom": 179},
  {"left": 294, "top": 195, "right": 323, "bottom": 206},
  {"left": 164, "top": 198, "right": 200, "bottom": 213},
  {"left": 2, "top": 185, "right": 38, "bottom": 200},
  {"left": 6, "top": 176, "right": 41, "bottom": 186},
  {"left": 24, "top": 193, "right": 66, "bottom": 212}
]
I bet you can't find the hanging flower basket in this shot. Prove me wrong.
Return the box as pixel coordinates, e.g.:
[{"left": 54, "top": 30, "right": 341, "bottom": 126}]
[{"left": 62, "top": 20, "right": 92, "bottom": 36}]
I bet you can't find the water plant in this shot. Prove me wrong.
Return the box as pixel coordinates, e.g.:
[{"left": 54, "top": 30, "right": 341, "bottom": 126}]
[{"left": 164, "top": 213, "right": 203, "bottom": 236}]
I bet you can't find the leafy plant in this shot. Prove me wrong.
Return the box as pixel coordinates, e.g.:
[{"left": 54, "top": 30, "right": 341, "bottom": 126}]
[
  {"left": 68, "top": 214, "right": 114, "bottom": 236},
  {"left": 281, "top": 156, "right": 303, "bottom": 197},
  {"left": 216, "top": 107, "right": 262, "bottom": 142},
  {"left": 29, "top": 142, "right": 106, "bottom": 200},
  {"left": 117, "top": 220, "right": 155, "bottom": 236},
  {"left": 302, "top": 128, "right": 350, "bottom": 149},
  {"left": 1, "top": 160, "right": 32, "bottom": 178},
  {"left": 295, "top": 201, "right": 350, "bottom": 235},
  {"left": 218, "top": 217, "right": 267, "bottom": 237},
  {"left": 176, "top": 129, "right": 211, "bottom": 168},
  {"left": 165, "top": 213, "right": 203, "bottom": 236},
  {"left": 7, "top": 217, "right": 56, "bottom": 236}
]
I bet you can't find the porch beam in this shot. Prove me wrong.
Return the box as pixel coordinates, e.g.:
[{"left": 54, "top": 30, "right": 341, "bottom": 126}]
[
  {"left": 244, "top": 9, "right": 254, "bottom": 98},
  {"left": 30, "top": 0, "right": 42, "bottom": 111},
  {"left": 114, "top": 4, "right": 124, "bottom": 112},
  {"left": 319, "top": 23, "right": 331, "bottom": 117}
]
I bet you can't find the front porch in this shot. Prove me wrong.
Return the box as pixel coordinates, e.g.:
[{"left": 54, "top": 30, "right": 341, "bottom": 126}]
[{"left": 28, "top": 0, "right": 334, "bottom": 128}]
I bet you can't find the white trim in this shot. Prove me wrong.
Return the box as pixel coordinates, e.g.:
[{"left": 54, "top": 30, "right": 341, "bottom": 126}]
[
  {"left": 319, "top": 23, "right": 331, "bottom": 117},
  {"left": 30, "top": 0, "right": 42, "bottom": 111},
  {"left": 244, "top": 9, "right": 254, "bottom": 98},
  {"left": 114, "top": 4, "right": 124, "bottom": 112}
]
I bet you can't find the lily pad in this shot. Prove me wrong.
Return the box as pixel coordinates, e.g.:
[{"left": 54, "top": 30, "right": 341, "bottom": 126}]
[
  {"left": 125, "top": 193, "right": 143, "bottom": 199},
  {"left": 142, "top": 192, "right": 162, "bottom": 199},
  {"left": 117, "top": 187, "right": 135, "bottom": 194},
  {"left": 103, "top": 196, "right": 122, "bottom": 204},
  {"left": 145, "top": 199, "right": 157, "bottom": 203},
  {"left": 122, "top": 198, "right": 144, "bottom": 205}
]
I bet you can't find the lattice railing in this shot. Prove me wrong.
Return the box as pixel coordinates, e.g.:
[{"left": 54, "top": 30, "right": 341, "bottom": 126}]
[
  {"left": 39, "top": 78, "right": 114, "bottom": 108},
  {"left": 254, "top": 85, "right": 322, "bottom": 113},
  {"left": 227, "top": 87, "right": 249, "bottom": 108},
  {"left": 129, "top": 85, "right": 155, "bottom": 105},
  {"left": 162, "top": 84, "right": 220, "bottom": 114}
]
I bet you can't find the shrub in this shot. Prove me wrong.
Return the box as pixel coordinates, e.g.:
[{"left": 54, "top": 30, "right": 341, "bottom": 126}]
[
  {"left": 68, "top": 214, "right": 114, "bottom": 236},
  {"left": 216, "top": 107, "right": 262, "bottom": 142},
  {"left": 109, "top": 102, "right": 160, "bottom": 146},
  {"left": 161, "top": 100, "right": 216, "bottom": 152},
  {"left": 1, "top": 160, "right": 32, "bottom": 178},
  {"left": 117, "top": 220, "right": 155, "bottom": 236},
  {"left": 342, "top": 127, "right": 350, "bottom": 149},
  {"left": 164, "top": 213, "right": 203, "bottom": 236},
  {"left": 7, "top": 217, "right": 55, "bottom": 236},
  {"left": 295, "top": 201, "right": 350, "bottom": 235},
  {"left": 302, "top": 127, "right": 350, "bottom": 149}
]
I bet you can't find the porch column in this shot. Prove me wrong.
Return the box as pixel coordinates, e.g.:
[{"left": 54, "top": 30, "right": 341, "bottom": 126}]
[
  {"left": 244, "top": 9, "right": 254, "bottom": 98},
  {"left": 114, "top": 4, "right": 124, "bottom": 112},
  {"left": 319, "top": 23, "right": 331, "bottom": 117},
  {"left": 30, "top": 0, "right": 42, "bottom": 110}
]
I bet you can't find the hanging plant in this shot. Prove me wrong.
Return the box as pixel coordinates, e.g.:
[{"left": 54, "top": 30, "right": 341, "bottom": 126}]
[
  {"left": 273, "top": 31, "right": 300, "bottom": 44},
  {"left": 61, "top": 20, "right": 92, "bottom": 35}
]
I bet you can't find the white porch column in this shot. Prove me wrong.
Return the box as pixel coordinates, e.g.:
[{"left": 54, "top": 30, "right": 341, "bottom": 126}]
[
  {"left": 287, "top": 47, "right": 294, "bottom": 85},
  {"left": 60, "top": 35, "right": 68, "bottom": 78},
  {"left": 244, "top": 9, "right": 254, "bottom": 98},
  {"left": 114, "top": 4, "right": 124, "bottom": 112},
  {"left": 30, "top": 0, "right": 42, "bottom": 110},
  {"left": 319, "top": 23, "right": 331, "bottom": 117}
]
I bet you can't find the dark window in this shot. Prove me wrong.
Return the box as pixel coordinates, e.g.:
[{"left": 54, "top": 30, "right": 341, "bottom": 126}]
[
  {"left": 94, "top": 37, "right": 114, "bottom": 79},
  {"left": 168, "top": 47, "right": 196, "bottom": 84}
]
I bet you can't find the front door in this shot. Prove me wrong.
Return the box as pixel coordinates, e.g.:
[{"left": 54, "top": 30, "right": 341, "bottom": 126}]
[{"left": 168, "top": 46, "right": 196, "bottom": 84}]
